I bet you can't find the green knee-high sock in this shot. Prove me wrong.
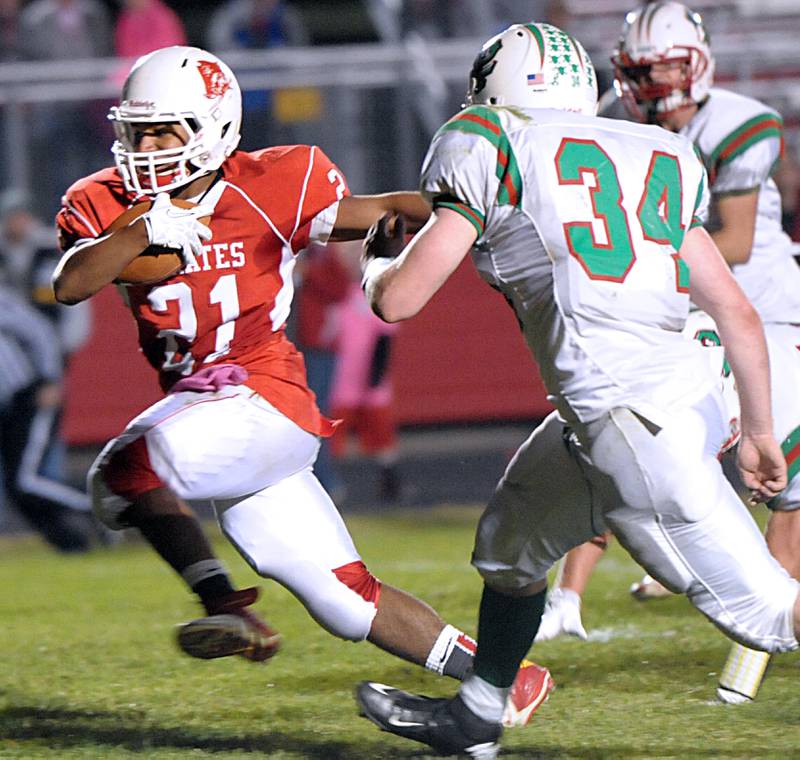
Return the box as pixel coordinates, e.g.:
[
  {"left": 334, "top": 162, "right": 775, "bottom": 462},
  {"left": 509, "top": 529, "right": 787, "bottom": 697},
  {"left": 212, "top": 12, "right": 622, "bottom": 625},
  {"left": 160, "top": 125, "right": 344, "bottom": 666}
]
[{"left": 473, "top": 585, "right": 547, "bottom": 688}]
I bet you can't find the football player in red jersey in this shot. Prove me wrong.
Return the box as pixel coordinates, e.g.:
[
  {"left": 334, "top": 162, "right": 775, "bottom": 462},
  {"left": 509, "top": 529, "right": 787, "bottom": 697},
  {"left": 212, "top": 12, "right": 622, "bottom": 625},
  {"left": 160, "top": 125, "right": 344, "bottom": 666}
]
[{"left": 52, "top": 46, "right": 552, "bottom": 719}]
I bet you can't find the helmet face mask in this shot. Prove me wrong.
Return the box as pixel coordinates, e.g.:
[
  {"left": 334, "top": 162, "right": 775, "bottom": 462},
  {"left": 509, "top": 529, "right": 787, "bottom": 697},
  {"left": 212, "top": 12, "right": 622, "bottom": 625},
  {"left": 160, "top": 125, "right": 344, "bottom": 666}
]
[
  {"left": 111, "top": 116, "right": 200, "bottom": 194},
  {"left": 465, "top": 23, "right": 597, "bottom": 116},
  {"left": 108, "top": 46, "right": 242, "bottom": 195},
  {"left": 612, "top": 2, "right": 714, "bottom": 123}
]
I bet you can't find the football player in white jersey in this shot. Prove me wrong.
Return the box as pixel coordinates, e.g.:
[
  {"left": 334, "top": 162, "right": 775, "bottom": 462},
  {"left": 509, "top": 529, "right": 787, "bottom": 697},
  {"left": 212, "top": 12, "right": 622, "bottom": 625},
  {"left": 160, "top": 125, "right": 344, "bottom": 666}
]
[
  {"left": 609, "top": 0, "right": 800, "bottom": 703},
  {"left": 614, "top": 2, "right": 800, "bottom": 703},
  {"left": 536, "top": 0, "right": 800, "bottom": 704},
  {"left": 353, "top": 22, "right": 800, "bottom": 758}
]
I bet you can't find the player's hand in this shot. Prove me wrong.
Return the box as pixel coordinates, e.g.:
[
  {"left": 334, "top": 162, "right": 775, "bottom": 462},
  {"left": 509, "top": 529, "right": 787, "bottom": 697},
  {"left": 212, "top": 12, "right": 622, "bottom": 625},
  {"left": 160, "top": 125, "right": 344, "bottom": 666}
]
[
  {"left": 141, "top": 193, "right": 213, "bottom": 267},
  {"left": 362, "top": 213, "right": 407, "bottom": 270},
  {"left": 737, "top": 432, "right": 787, "bottom": 505}
]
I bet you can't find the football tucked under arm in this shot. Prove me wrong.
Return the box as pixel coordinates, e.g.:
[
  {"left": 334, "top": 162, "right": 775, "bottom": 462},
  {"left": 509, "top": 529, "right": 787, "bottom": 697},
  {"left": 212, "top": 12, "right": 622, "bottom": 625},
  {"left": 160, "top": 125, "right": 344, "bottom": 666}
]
[{"left": 110, "top": 196, "right": 213, "bottom": 285}]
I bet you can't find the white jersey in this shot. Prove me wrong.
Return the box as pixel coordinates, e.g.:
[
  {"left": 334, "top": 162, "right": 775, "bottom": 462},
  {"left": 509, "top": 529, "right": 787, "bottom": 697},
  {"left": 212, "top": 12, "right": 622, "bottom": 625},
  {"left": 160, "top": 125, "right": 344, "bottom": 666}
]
[
  {"left": 681, "top": 88, "right": 800, "bottom": 324},
  {"left": 421, "top": 106, "right": 719, "bottom": 427},
  {"left": 683, "top": 310, "right": 800, "bottom": 506}
]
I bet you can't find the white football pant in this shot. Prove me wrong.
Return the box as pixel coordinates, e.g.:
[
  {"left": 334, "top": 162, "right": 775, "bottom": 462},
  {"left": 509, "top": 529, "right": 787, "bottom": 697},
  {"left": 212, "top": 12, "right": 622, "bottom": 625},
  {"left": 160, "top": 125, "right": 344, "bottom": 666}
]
[
  {"left": 474, "top": 396, "right": 799, "bottom": 653},
  {"left": 89, "top": 385, "right": 378, "bottom": 641}
]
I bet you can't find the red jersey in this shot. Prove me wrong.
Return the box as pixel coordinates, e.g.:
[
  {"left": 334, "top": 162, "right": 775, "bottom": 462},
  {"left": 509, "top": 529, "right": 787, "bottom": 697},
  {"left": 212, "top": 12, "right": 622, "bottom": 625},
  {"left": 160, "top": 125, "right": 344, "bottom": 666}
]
[{"left": 57, "top": 146, "right": 350, "bottom": 436}]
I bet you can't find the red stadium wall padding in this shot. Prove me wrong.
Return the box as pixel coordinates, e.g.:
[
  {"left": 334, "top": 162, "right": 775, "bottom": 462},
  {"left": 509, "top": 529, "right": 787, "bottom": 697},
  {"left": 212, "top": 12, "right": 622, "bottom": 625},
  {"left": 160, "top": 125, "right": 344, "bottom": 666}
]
[
  {"left": 63, "top": 261, "right": 552, "bottom": 445},
  {"left": 390, "top": 258, "right": 552, "bottom": 424},
  {"left": 63, "top": 287, "right": 162, "bottom": 445}
]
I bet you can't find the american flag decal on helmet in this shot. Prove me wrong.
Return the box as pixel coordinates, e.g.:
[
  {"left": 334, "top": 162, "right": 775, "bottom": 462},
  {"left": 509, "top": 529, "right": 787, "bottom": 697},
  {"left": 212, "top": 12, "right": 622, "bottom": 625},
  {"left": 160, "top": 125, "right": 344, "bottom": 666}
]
[{"left": 197, "top": 60, "right": 230, "bottom": 99}]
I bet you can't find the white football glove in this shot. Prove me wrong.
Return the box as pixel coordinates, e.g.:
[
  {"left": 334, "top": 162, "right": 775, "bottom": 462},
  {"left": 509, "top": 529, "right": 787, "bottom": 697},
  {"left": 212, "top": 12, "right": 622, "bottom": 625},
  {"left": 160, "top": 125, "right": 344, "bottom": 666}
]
[{"left": 141, "top": 192, "right": 213, "bottom": 268}]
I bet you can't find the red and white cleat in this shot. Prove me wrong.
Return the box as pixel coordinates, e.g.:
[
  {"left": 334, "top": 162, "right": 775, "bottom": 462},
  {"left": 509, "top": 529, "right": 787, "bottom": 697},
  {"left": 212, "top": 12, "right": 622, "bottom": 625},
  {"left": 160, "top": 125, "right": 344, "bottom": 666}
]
[
  {"left": 503, "top": 660, "right": 555, "bottom": 727},
  {"left": 176, "top": 587, "right": 281, "bottom": 663}
]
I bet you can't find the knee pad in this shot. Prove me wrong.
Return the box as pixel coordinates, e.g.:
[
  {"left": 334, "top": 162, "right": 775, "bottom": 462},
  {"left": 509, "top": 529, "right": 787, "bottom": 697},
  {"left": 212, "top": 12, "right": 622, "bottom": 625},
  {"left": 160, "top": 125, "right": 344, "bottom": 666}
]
[
  {"left": 473, "top": 553, "right": 545, "bottom": 593},
  {"left": 316, "top": 561, "right": 382, "bottom": 642},
  {"left": 306, "top": 561, "right": 381, "bottom": 642},
  {"left": 304, "top": 561, "right": 381, "bottom": 642},
  {"left": 246, "top": 554, "right": 380, "bottom": 642},
  {"left": 333, "top": 560, "right": 382, "bottom": 607}
]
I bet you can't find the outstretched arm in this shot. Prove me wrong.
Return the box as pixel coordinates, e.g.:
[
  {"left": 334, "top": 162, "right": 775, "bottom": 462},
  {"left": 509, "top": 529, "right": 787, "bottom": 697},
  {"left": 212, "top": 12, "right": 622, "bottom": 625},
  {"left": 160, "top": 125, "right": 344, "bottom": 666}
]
[
  {"left": 329, "top": 192, "right": 432, "bottom": 241},
  {"left": 362, "top": 207, "right": 477, "bottom": 323},
  {"left": 681, "top": 225, "right": 785, "bottom": 501}
]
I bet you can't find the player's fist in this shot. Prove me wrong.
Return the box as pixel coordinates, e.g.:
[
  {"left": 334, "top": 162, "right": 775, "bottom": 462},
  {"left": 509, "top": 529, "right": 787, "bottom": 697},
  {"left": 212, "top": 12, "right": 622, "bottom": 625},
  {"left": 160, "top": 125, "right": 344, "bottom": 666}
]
[
  {"left": 737, "top": 432, "right": 787, "bottom": 505},
  {"left": 362, "top": 213, "right": 407, "bottom": 268}
]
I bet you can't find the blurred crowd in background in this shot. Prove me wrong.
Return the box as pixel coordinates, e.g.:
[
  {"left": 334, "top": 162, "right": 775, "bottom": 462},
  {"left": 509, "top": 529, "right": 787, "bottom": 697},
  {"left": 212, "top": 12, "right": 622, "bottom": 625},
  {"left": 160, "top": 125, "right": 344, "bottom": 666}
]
[
  {"left": 1, "top": 0, "right": 800, "bottom": 549},
  {"left": 2, "top": 1, "right": 799, "bottom": 220},
  {"left": 0, "top": 0, "right": 576, "bottom": 216}
]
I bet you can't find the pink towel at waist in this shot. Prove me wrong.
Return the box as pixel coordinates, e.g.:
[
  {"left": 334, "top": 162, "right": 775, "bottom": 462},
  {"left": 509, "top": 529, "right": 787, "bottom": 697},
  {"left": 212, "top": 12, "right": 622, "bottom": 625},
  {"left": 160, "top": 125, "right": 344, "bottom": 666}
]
[{"left": 170, "top": 364, "right": 250, "bottom": 393}]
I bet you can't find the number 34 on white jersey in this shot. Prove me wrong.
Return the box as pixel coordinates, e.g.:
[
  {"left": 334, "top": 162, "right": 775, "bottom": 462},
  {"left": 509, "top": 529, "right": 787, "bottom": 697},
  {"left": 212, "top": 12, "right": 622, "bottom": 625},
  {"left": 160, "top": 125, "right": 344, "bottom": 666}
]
[{"left": 421, "top": 106, "right": 715, "bottom": 426}]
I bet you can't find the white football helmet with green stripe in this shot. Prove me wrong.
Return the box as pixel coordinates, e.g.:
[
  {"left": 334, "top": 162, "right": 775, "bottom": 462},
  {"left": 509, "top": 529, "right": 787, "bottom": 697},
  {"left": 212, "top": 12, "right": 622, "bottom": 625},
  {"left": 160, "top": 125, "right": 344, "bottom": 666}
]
[
  {"left": 465, "top": 23, "right": 597, "bottom": 116},
  {"left": 612, "top": 1, "right": 714, "bottom": 123}
]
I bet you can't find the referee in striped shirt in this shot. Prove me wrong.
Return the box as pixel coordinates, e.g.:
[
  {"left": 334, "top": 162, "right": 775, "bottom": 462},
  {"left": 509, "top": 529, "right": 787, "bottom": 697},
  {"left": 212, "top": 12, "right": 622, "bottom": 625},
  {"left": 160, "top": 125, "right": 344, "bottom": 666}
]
[{"left": 0, "top": 283, "right": 91, "bottom": 551}]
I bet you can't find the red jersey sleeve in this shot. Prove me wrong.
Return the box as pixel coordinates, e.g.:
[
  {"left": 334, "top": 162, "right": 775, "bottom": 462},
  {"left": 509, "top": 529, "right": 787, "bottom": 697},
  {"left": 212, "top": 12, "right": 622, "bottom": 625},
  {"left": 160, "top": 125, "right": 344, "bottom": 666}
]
[
  {"left": 290, "top": 146, "right": 350, "bottom": 253},
  {"left": 55, "top": 168, "right": 132, "bottom": 251}
]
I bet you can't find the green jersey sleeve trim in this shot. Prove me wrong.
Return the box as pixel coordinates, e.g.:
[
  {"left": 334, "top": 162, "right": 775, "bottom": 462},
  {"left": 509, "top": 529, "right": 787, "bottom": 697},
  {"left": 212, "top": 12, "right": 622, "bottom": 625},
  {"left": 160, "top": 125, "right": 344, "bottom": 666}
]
[
  {"left": 767, "top": 424, "right": 800, "bottom": 508},
  {"left": 708, "top": 112, "right": 784, "bottom": 180},
  {"left": 434, "top": 200, "right": 486, "bottom": 236},
  {"left": 437, "top": 106, "right": 523, "bottom": 208},
  {"left": 692, "top": 168, "right": 706, "bottom": 221},
  {"left": 781, "top": 425, "right": 800, "bottom": 483}
]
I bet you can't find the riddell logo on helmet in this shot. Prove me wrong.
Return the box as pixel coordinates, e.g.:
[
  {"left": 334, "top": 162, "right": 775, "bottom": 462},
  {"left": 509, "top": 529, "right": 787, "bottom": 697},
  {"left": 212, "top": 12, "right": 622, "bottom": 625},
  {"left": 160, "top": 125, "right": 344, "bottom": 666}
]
[{"left": 197, "top": 61, "right": 230, "bottom": 100}]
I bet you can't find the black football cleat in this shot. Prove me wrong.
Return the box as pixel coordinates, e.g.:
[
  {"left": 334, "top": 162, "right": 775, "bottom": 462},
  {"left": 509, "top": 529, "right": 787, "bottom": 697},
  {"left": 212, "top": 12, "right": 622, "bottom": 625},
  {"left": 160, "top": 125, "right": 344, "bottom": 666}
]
[{"left": 355, "top": 681, "right": 501, "bottom": 758}]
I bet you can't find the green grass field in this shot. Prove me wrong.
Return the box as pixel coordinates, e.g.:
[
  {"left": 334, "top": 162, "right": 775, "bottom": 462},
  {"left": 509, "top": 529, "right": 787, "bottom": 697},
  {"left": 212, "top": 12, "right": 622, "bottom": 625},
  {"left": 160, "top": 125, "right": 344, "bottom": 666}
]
[{"left": 0, "top": 504, "right": 797, "bottom": 759}]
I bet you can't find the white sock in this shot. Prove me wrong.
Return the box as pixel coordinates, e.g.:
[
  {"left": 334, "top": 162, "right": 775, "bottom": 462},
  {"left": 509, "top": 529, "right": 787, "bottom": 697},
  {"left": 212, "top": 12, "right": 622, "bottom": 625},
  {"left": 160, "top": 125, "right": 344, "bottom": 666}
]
[
  {"left": 181, "top": 559, "right": 229, "bottom": 588},
  {"left": 459, "top": 673, "right": 508, "bottom": 724}
]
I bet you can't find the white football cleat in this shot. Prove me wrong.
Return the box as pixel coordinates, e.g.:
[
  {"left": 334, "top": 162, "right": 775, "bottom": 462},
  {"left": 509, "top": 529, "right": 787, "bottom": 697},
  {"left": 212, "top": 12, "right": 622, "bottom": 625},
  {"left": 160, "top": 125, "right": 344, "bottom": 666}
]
[
  {"left": 534, "top": 588, "right": 588, "bottom": 642},
  {"left": 629, "top": 574, "right": 673, "bottom": 601},
  {"left": 716, "top": 686, "right": 753, "bottom": 705}
]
